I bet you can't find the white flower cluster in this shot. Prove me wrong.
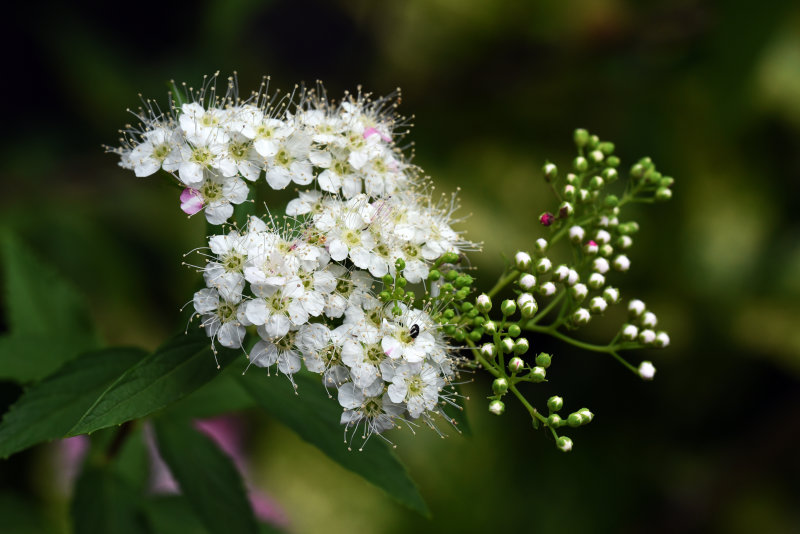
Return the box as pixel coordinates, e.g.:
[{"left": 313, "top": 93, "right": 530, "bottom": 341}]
[{"left": 113, "top": 79, "right": 474, "bottom": 446}]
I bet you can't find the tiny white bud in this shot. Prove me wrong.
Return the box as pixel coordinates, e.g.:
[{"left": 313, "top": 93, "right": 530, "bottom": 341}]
[
  {"left": 609, "top": 217, "right": 619, "bottom": 226},
  {"left": 536, "top": 257, "right": 552, "bottom": 274},
  {"left": 655, "top": 331, "right": 670, "bottom": 348},
  {"left": 535, "top": 238, "right": 549, "bottom": 253},
  {"left": 489, "top": 400, "right": 505, "bottom": 415},
  {"left": 622, "top": 323, "right": 639, "bottom": 341},
  {"left": 613, "top": 255, "right": 631, "bottom": 271},
  {"left": 519, "top": 273, "right": 537, "bottom": 290},
  {"left": 554, "top": 264, "right": 569, "bottom": 281},
  {"left": 589, "top": 296, "right": 607, "bottom": 314},
  {"left": 544, "top": 162, "right": 556, "bottom": 176},
  {"left": 593, "top": 257, "right": 610, "bottom": 274},
  {"left": 602, "top": 286, "right": 620, "bottom": 303},
  {"left": 501, "top": 337, "right": 515, "bottom": 353},
  {"left": 480, "top": 343, "right": 495, "bottom": 356},
  {"left": 618, "top": 235, "right": 633, "bottom": 249},
  {"left": 598, "top": 215, "right": 610, "bottom": 227},
  {"left": 595, "top": 229, "right": 611, "bottom": 245},
  {"left": 566, "top": 269, "right": 579, "bottom": 286},
  {"left": 539, "top": 281, "right": 557, "bottom": 296},
  {"left": 515, "top": 251, "right": 532, "bottom": 270},
  {"left": 600, "top": 244, "right": 614, "bottom": 257},
  {"left": 557, "top": 436, "right": 574, "bottom": 452},
  {"left": 571, "top": 283, "right": 588, "bottom": 301},
  {"left": 588, "top": 272, "right": 605, "bottom": 289},
  {"left": 573, "top": 308, "right": 591, "bottom": 325},
  {"left": 628, "top": 299, "right": 646, "bottom": 317},
  {"left": 638, "top": 361, "right": 656, "bottom": 380},
  {"left": 642, "top": 311, "right": 657, "bottom": 328},
  {"left": 530, "top": 366, "right": 547, "bottom": 381},
  {"left": 584, "top": 240, "right": 599, "bottom": 255},
  {"left": 579, "top": 188, "right": 590, "bottom": 202},
  {"left": 589, "top": 149, "right": 604, "bottom": 162},
  {"left": 569, "top": 225, "right": 585, "bottom": 243},
  {"left": 639, "top": 329, "right": 656, "bottom": 345}
]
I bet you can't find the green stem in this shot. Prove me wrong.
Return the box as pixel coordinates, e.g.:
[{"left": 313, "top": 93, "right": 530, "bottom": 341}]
[{"left": 487, "top": 269, "right": 520, "bottom": 298}]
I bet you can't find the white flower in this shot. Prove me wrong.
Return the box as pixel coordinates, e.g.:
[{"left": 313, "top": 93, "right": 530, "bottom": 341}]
[
  {"left": 128, "top": 126, "right": 181, "bottom": 177},
  {"left": 387, "top": 362, "right": 444, "bottom": 418},
  {"left": 193, "top": 288, "right": 246, "bottom": 349},
  {"left": 380, "top": 312, "right": 436, "bottom": 363},
  {"left": 264, "top": 133, "right": 313, "bottom": 189}
]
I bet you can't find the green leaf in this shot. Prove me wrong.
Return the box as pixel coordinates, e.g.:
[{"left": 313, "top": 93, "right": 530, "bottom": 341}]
[
  {"left": 153, "top": 418, "right": 258, "bottom": 534},
  {"left": 239, "top": 372, "right": 429, "bottom": 515},
  {"left": 163, "top": 358, "right": 254, "bottom": 420},
  {"left": 144, "top": 497, "right": 284, "bottom": 534},
  {"left": 0, "top": 334, "right": 98, "bottom": 383},
  {"left": 0, "top": 231, "right": 99, "bottom": 382},
  {"left": 0, "top": 347, "right": 145, "bottom": 459},
  {"left": 71, "top": 464, "right": 149, "bottom": 534},
  {"left": 68, "top": 332, "right": 237, "bottom": 436}
]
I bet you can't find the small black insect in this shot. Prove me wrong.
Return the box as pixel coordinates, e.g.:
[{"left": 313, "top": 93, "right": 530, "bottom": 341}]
[{"left": 409, "top": 324, "right": 420, "bottom": 339}]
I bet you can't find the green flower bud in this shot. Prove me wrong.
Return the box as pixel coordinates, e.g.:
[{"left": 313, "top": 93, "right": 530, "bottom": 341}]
[
  {"left": 508, "top": 356, "right": 525, "bottom": 373},
  {"left": 598, "top": 141, "right": 615, "bottom": 155},
  {"left": 461, "top": 302, "right": 474, "bottom": 312},
  {"left": 631, "top": 163, "right": 646, "bottom": 178},
  {"left": 443, "top": 324, "right": 456, "bottom": 335},
  {"left": 382, "top": 274, "right": 394, "bottom": 286},
  {"left": 404, "top": 290, "right": 415, "bottom": 303},
  {"left": 507, "top": 324, "right": 521, "bottom": 338},
  {"left": 565, "top": 173, "right": 579, "bottom": 185},
  {"left": 517, "top": 293, "right": 538, "bottom": 318},
  {"left": 655, "top": 187, "right": 672, "bottom": 201},
  {"left": 428, "top": 269, "right": 441, "bottom": 281},
  {"left": 589, "top": 150, "right": 604, "bottom": 163},
  {"left": 484, "top": 321, "right": 497, "bottom": 335},
  {"left": 480, "top": 343, "right": 495, "bottom": 357},
  {"left": 472, "top": 315, "right": 486, "bottom": 327},
  {"left": 501, "top": 299, "right": 516, "bottom": 316},
  {"left": 492, "top": 377, "right": 509, "bottom": 395},
  {"left": 660, "top": 176, "right": 675, "bottom": 188},
  {"left": 488, "top": 400, "right": 505, "bottom": 416},
  {"left": 395, "top": 258, "right": 406, "bottom": 271},
  {"left": 578, "top": 408, "right": 594, "bottom": 423},
  {"left": 573, "top": 156, "right": 588, "bottom": 172},
  {"left": 500, "top": 337, "right": 514, "bottom": 354},
  {"left": 530, "top": 366, "right": 546, "bottom": 382},
  {"left": 574, "top": 128, "right": 589, "bottom": 147},
  {"left": 441, "top": 252, "right": 460, "bottom": 264},
  {"left": 468, "top": 329, "right": 483, "bottom": 342},
  {"left": 443, "top": 308, "right": 456, "bottom": 319},
  {"left": 606, "top": 155, "right": 620, "bottom": 167},
  {"left": 602, "top": 168, "right": 618, "bottom": 182},
  {"left": 536, "top": 352, "right": 552, "bottom": 368},
  {"left": 440, "top": 282, "right": 454, "bottom": 292},
  {"left": 618, "top": 222, "right": 640, "bottom": 235},
  {"left": 396, "top": 276, "right": 407, "bottom": 288},
  {"left": 394, "top": 287, "right": 405, "bottom": 297},
  {"left": 513, "top": 337, "right": 529, "bottom": 355},
  {"left": 445, "top": 269, "right": 458, "bottom": 281},
  {"left": 604, "top": 194, "right": 619, "bottom": 208},
  {"left": 563, "top": 184, "right": 576, "bottom": 201},
  {"left": 547, "top": 395, "right": 563, "bottom": 412},
  {"left": 557, "top": 436, "right": 573, "bottom": 452},
  {"left": 378, "top": 291, "right": 391, "bottom": 301},
  {"left": 455, "top": 288, "right": 469, "bottom": 300},
  {"left": 559, "top": 201, "right": 574, "bottom": 218},
  {"left": 453, "top": 329, "right": 466, "bottom": 342},
  {"left": 548, "top": 414, "right": 562, "bottom": 427},
  {"left": 567, "top": 413, "right": 584, "bottom": 427},
  {"left": 543, "top": 162, "right": 558, "bottom": 182},
  {"left": 589, "top": 175, "right": 604, "bottom": 190}
]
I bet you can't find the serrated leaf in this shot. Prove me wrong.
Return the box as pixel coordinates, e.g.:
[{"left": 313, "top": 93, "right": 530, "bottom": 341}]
[
  {"left": 0, "top": 348, "right": 145, "bottom": 459},
  {"left": 163, "top": 358, "right": 253, "bottom": 420},
  {"left": 238, "top": 372, "right": 429, "bottom": 515},
  {"left": 71, "top": 464, "right": 148, "bottom": 534},
  {"left": 68, "top": 332, "right": 237, "bottom": 436},
  {"left": 154, "top": 418, "right": 258, "bottom": 534}
]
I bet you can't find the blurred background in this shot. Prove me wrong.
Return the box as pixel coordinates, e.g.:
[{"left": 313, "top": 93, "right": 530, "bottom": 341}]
[{"left": 2, "top": 0, "right": 800, "bottom": 532}]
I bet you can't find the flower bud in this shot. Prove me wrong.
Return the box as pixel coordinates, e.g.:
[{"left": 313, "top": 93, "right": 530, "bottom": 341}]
[
  {"left": 428, "top": 269, "right": 441, "bottom": 281},
  {"left": 508, "top": 356, "right": 525, "bottom": 373},
  {"left": 655, "top": 331, "right": 670, "bottom": 348},
  {"left": 517, "top": 293, "right": 538, "bottom": 318},
  {"left": 578, "top": 408, "right": 594, "bottom": 423},
  {"left": 382, "top": 274, "right": 394, "bottom": 286},
  {"left": 574, "top": 156, "right": 588, "bottom": 172},
  {"left": 593, "top": 257, "right": 610, "bottom": 274},
  {"left": 599, "top": 244, "right": 614, "bottom": 257},
  {"left": 641, "top": 311, "right": 657, "bottom": 328},
  {"left": 589, "top": 296, "right": 607, "bottom": 314},
  {"left": 395, "top": 258, "right": 406, "bottom": 271},
  {"left": 606, "top": 155, "right": 620, "bottom": 167},
  {"left": 639, "top": 329, "right": 656, "bottom": 345},
  {"left": 604, "top": 194, "right": 619, "bottom": 208},
  {"left": 538, "top": 282, "right": 556, "bottom": 296},
  {"left": 570, "top": 283, "right": 588, "bottom": 301},
  {"left": 535, "top": 238, "right": 548, "bottom": 253},
  {"left": 566, "top": 269, "right": 579, "bottom": 286},
  {"left": 578, "top": 188, "right": 590, "bottom": 202},
  {"left": 567, "top": 413, "right": 584, "bottom": 427},
  {"left": 507, "top": 324, "right": 521, "bottom": 338},
  {"left": 617, "top": 235, "right": 633, "bottom": 249},
  {"left": 547, "top": 395, "right": 563, "bottom": 412},
  {"left": 536, "top": 352, "right": 552, "bottom": 368},
  {"left": 618, "top": 221, "right": 639, "bottom": 235},
  {"left": 621, "top": 323, "right": 638, "bottom": 340},
  {"left": 484, "top": 320, "right": 497, "bottom": 335},
  {"left": 530, "top": 366, "right": 546, "bottom": 382},
  {"left": 492, "top": 377, "right": 509, "bottom": 395},
  {"left": 594, "top": 229, "right": 610, "bottom": 245},
  {"left": 565, "top": 173, "right": 578, "bottom": 185},
  {"left": 513, "top": 337, "right": 530, "bottom": 355},
  {"left": 475, "top": 293, "right": 492, "bottom": 313},
  {"left": 548, "top": 414, "right": 562, "bottom": 426},
  {"left": 488, "top": 400, "right": 505, "bottom": 415},
  {"left": 501, "top": 299, "right": 516, "bottom": 316},
  {"left": 603, "top": 168, "right": 618, "bottom": 182},
  {"left": 628, "top": 299, "right": 645, "bottom": 317},
  {"left": 584, "top": 240, "right": 599, "bottom": 255},
  {"left": 572, "top": 308, "right": 591, "bottom": 326},
  {"left": 656, "top": 188, "right": 672, "bottom": 202},
  {"left": 554, "top": 264, "right": 569, "bottom": 282},
  {"left": 536, "top": 257, "right": 552, "bottom": 274},
  {"left": 556, "top": 436, "right": 573, "bottom": 452},
  {"left": 543, "top": 162, "right": 558, "bottom": 182},
  {"left": 519, "top": 273, "right": 537, "bottom": 290},
  {"left": 589, "top": 175, "right": 604, "bottom": 190},
  {"left": 588, "top": 272, "right": 605, "bottom": 290},
  {"left": 515, "top": 251, "right": 532, "bottom": 270},
  {"left": 613, "top": 255, "right": 631, "bottom": 272},
  {"left": 638, "top": 361, "right": 656, "bottom": 380},
  {"left": 574, "top": 128, "right": 589, "bottom": 147},
  {"left": 480, "top": 343, "right": 496, "bottom": 357},
  {"left": 589, "top": 150, "right": 604, "bottom": 163},
  {"left": 500, "top": 337, "right": 515, "bottom": 354},
  {"left": 378, "top": 291, "right": 391, "bottom": 301},
  {"left": 558, "top": 202, "right": 574, "bottom": 218},
  {"left": 602, "top": 286, "right": 620, "bottom": 303},
  {"left": 540, "top": 212, "right": 555, "bottom": 226},
  {"left": 563, "top": 184, "right": 576, "bottom": 201}
]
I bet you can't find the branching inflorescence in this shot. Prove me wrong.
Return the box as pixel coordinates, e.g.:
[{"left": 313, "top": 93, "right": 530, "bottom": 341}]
[{"left": 110, "top": 74, "right": 673, "bottom": 452}]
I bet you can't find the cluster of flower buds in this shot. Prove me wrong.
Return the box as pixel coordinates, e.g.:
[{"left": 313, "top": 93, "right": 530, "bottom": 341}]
[{"left": 112, "top": 76, "right": 480, "bottom": 448}]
